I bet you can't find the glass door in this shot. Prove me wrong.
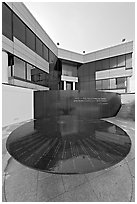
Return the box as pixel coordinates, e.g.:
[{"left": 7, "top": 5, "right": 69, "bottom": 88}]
[{"left": 66, "top": 81, "right": 73, "bottom": 90}]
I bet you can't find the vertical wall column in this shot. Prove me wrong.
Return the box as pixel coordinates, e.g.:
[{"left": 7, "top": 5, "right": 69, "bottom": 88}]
[
  {"left": 126, "top": 77, "right": 130, "bottom": 93},
  {"left": 73, "top": 82, "right": 75, "bottom": 90},
  {"left": 2, "top": 51, "right": 8, "bottom": 83},
  {"left": 64, "top": 81, "right": 66, "bottom": 90}
]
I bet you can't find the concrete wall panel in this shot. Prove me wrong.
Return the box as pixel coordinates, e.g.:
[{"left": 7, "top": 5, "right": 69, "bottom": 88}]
[
  {"left": 2, "top": 84, "right": 33, "bottom": 127},
  {"left": 9, "top": 78, "right": 49, "bottom": 90},
  {"left": 84, "top": 41, "right": 133, "bottom": 63},
  {"left": 109, "top": 44, "right": 126, "bottom": 56},
  {"left": 58, "top": 48, "right": 83, "bottom": 63},
  {"left": 61, "top": 75, "right": 78, "bottom": 82},
  {"left": 2, "top": 35, "right": 14, "bottom": 54},
  {"left": 96, "top": 67, "right": 132, "bottom": 80},
  {"left": 125, "top": 41, "right": 133, "bottom": 53},
  {"left": 95, "top": 48, "right": 110, "bottom": 61}
]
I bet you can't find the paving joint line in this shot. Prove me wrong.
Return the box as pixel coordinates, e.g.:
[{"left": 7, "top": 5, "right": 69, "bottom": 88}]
[
  {"left": 36, "top": 171, "right": 39, "bottom": 202},
  {"left": 125, "top": 159, "right": 134, "bottom": 202},
  {"left": 2, "top": 172, "right": 8, "bottom": 202}
]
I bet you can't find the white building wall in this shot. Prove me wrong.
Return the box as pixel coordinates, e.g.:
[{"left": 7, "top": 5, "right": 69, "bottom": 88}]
[
  {"left": 2, "top": 51, "right": 8, "bottom": 83},
  {"left": 83, "top": 41, "right": 133, "bottom": 63},
  {"left": 61, "top": 75, "right": 78, "bottom": 82},
  {"left": 129, "top": 42, "right": 135, "bottom": 93},
  {"left": 58, "top": 48, "right": 83, "bottom": 63},
  {"left": 96, "top": 67, "right": 132, "bottom": 80},
  {"left": 2, "top": 84, "right": 34, "bottom": 127}
]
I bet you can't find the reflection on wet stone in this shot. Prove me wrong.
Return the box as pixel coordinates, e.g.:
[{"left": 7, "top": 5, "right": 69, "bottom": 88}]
[{"left": 6, "top": 116, "right": 131, "bottom": 174}]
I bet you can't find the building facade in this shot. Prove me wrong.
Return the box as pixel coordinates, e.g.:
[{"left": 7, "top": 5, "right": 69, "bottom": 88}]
[{"left": 2, "top": 2, "right": 133, "bottom": 93}]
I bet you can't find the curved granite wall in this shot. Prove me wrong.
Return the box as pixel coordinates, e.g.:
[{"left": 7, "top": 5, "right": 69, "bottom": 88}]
[{"left": 34, "top": 90, "right": 121, "bottom": 120}]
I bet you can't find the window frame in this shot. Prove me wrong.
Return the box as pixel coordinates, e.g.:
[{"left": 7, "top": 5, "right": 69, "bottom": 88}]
[{"left": 2, "top": 3, "right": 13, "bottom": 41}]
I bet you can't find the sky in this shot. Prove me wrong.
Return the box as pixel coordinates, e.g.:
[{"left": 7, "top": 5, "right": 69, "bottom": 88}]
[{"left": 24, "top": 2, "right": 135, "bottom": 54}]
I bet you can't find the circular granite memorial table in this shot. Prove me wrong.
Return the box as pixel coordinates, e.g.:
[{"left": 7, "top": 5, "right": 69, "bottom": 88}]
[{"left": 6, "top": 116, "right": 131, "bottom": 174}]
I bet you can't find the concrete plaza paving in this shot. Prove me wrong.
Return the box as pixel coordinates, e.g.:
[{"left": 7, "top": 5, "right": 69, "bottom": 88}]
[{"left": 2, "top": 117, "right": 135, "bottom": 202}]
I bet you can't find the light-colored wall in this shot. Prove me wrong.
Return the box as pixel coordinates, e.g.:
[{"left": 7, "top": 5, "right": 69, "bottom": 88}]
[
  {"left": 84, "top": 41, "right": 133, "bottom": 63},
  {"left": 96, "top": 67, "right": 132, "bottom": 80},
  {"left": 2, "top": 51, "right": 8, "bottom": 83},
  {"left": 58, "top": 48, "right": 83, "bottom": 63},
  {"left": 117, "top": 93, "right": 135, "bottom": 120},
  {"left": 121, "top": 93, "right": 135, "bottom": 104},
  {"left": 8, "top": 78, "right": 49, "bottom": 90},
  {"left": 2, "top": 84, "right": 34, "bottom": 127},
  {"left": 129, "top": 42, "right": 135, "bottom": 93},
  {"left": 61, "top": 75, "right": 78, "bottom": 82}
]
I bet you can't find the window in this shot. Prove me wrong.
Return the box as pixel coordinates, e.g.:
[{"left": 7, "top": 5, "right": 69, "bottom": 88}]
[
  {"left": 8, "top": 54, "right": 14, "bottom": 77},
  {"left": 96, "top": 80, "right": 102, "bottom": 90},
  {"left": 116, "top": 77, "right": 126, "bottom": 88},
  {"left": 62, "top": 62, "right": 77, "bottom": 77},
  {"left": 110, "top": 78, "right": 116, "bottom": 89},
  {"left": 13, "top": 14, "right": 25, "bottom": 44},
  {"left": 26, "top": 63, "right": 33, "bottom": 81},
  {"left": 95, "top": 60, "right": 102, "bottom": 71},
  {"left": 102, "top": 59, "right": 109, "bottom": 70},
  {"left": 66, "top": 82, "right": 73, "bottom": 90},
  {"left": 2, "top": 3, "right": 12, "bottom": 40},
  {"left": 31, "top": 67, "right": 48, "bottom": 86},
  {"left": 26, "top": 27, "right": 35, "bottom": 52},
  {"left": 110, "top": 57, "right": 117, "bottom": 68},
  {"left": 36, "top": 37, "right": 43, "bottom": 57},
  {"left": 102, "top": 79, "right": 110, "bottom": 89},
  {"left": 117, "top": 55, "right": 125, "bottom": 67},
  {"left": 43, "top": 45, "right": 49, "bottom": 61},
  {"left": 14, "top": 57, "right": 26, "bottom": 79},
  {"left": 126, "top": 53, "right": 132, "bottom": 68},
  {"left": 49, "top": 50, "right": 58, "bottom": 71}
]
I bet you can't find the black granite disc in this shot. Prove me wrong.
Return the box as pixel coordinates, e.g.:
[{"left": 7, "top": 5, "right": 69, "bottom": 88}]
[{"left": 6, "top": 116, "right": 131, "bottom": 174}]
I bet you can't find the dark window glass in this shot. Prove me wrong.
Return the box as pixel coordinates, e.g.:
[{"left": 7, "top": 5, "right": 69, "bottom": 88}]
[
  {"left": 36, "top": 37, "right": 43, "bottom": 57},
  {"left": 26, "top": 27, "right": 35, "bottom": 51},
  {"left": 117, "top": 55, "right": 125, "bottom": 67},
  {"left": 116, "top": 77, "right": 126, "bottom": 88},
  {"left": 14, "top": 57, "right": 26, "bottom": 79},
  {"left": 62, "top": 62, "right": 77, "bottom": 77},
  {"left": 2, "top": 3, "right": 12, "bottom": 40},
  {"left": 13, "top": 14, "right": 25, "bottom": 44},
  {"left": 66, "top": 82, "right": 73, "bottom": 90},
  {"left": 8, "top": 54, "right": 14, "bottom": 66},
  {"left": 102, "top": 79, "right": 110, "bottom": 89},
  {"left": 95, "top": 60, "right": 102, "bottom": 71},
  {"left": 75, "top": 82, "right": 78, "bottom": 90},
  {"left": 110, "top": 57, "right": 117, "bottom": 68},
  {"left": 43, "top": 45, "right": 49, "bottom": 61},
  {"left": 96, "top": 80, "right": 102, "bottom": 90},
  {"left": 8, "top": 54, "right": 14, "bottom": 77},
  {"left": 49, "top": 50, "right": 58, "bottom": 71},
  {"left": 102, "top": 59, "right": 109, "bottom": 70},
  {"left": 31, "top": 67, "right": 48, "bottom": 86}
]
